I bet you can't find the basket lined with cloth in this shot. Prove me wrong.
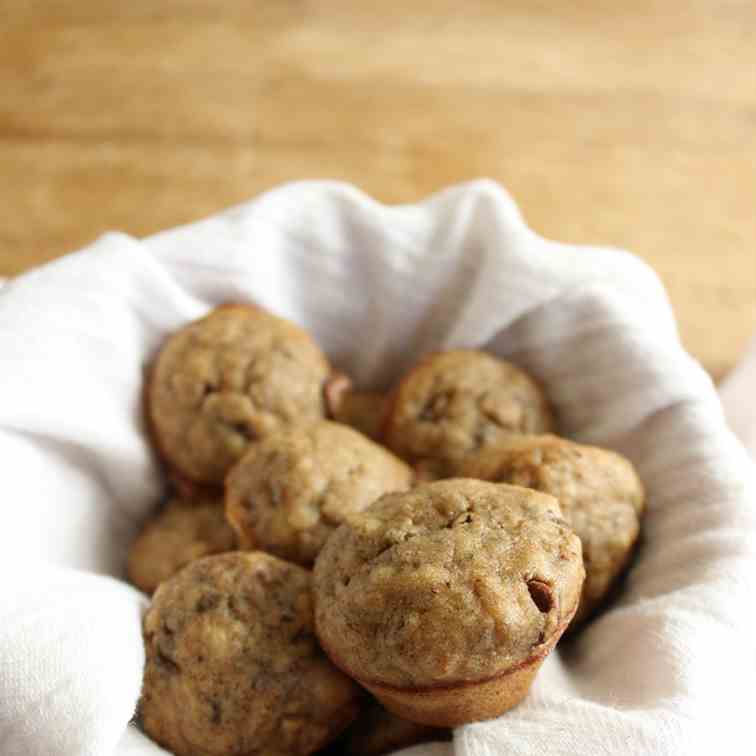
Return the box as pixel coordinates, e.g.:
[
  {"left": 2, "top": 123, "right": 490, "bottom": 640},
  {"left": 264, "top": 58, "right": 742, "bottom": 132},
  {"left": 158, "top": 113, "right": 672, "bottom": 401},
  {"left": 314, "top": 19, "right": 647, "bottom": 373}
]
[{"left": 0, "top": 180, "right": 754, "bottom": 756}]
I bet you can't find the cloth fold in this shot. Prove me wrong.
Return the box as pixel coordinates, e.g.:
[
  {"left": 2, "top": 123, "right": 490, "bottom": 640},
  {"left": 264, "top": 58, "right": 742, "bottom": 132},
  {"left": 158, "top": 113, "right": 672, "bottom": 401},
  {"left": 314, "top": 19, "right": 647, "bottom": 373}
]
[{"left": 0, "top": 180, "right": 754, "bottom": 756}]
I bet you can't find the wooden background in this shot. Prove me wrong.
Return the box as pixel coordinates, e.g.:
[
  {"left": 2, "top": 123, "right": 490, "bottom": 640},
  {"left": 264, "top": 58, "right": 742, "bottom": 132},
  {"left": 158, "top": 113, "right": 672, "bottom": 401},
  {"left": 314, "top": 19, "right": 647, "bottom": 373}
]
[{"left": 2, "top": 1, "right": 754, "bottom": 377}]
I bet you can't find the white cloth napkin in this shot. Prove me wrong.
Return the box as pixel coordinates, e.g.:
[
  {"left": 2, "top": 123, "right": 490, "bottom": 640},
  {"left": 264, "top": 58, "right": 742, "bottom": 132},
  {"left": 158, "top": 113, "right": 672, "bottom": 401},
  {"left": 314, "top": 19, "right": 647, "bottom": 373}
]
[{"left": 1, "top": 180, "right": 755, "bottom": 756}]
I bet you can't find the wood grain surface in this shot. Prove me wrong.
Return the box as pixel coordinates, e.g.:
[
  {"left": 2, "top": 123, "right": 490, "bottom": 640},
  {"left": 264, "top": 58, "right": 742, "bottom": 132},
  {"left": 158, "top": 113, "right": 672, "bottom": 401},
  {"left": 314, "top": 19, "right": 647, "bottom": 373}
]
[{"left": 2, "top": 1, "right": 754, "bottom": 376}]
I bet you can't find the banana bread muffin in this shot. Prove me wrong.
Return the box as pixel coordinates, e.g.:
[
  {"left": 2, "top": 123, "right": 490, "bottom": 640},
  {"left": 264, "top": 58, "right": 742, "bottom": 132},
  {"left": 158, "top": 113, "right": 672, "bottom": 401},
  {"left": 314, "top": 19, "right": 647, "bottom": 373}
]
[
  {"left": 324, "top": 372, "right": 388, "bottom": 441},
  {"left": 140, "top": 552, "right": 362, "bottom": 756},
  {"left": 147, "top": 304, "right": 331, "bottom": 487},
  {"left": 329, "top": 390, "right": 388, "bottom": 442},
  {"left": 127, "top": 496, "right": 236, "bottom": 594},
  {"left": 225, "top": 421, "right": 412, "bottom": 565},
  {"left": 383, "top": 350, "right": 553, "bottom": 478},
  {"left": 313, "top": 479, "right": 583, "bottom": 726},
  {"left": 460, "top": 434, "right": 645, "bottom": 624}
]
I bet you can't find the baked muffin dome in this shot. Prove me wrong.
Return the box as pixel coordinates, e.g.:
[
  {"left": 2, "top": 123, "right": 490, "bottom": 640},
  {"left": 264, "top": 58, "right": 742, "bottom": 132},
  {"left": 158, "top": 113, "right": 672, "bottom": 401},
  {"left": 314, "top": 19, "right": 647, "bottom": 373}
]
[
  {"left": 141, "top": 552, "right": 362, "bottom": 756},
  {"left": 226, "top": 421, "right": 412, "bottom": 565},
  {"left": 147, "top": 304, "right": 330, "bottom": 486},
  {"left": 383, "top": 350, "right": 553, "bottom": 478},
  {"left": 127, "top": 496, "right": 235, "bottom": 594},
  {"left": 313, "top": 479, "right": 583, "bottom": 725}
]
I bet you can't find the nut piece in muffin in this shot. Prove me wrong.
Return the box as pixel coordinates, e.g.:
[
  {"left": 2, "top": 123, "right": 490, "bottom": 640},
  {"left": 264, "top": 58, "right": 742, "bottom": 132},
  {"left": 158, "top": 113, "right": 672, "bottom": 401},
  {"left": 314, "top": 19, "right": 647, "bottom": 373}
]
[
  {"left": 141, "top": 552, "right": 362, "bottom": 756},
  {"left": 459, "top": 434, "right": 645, "bottom": 624},
  {"left": 127, "top": 496, "right": 236, "bottom": 594},
  {"left": 147, "top": 304, "right": 331, "bottom": 487},
  {"left": 226, "top": 421, "right": 413, "bottom": 565},
  {"left": 340, "top": 700, "right": 449, "bottom": 756},
  {"left": 313, "top": 479, "right": 583, "bottom": 726},
  {"left": 383, "top": 350, "right": 553, "bottom": 478}
]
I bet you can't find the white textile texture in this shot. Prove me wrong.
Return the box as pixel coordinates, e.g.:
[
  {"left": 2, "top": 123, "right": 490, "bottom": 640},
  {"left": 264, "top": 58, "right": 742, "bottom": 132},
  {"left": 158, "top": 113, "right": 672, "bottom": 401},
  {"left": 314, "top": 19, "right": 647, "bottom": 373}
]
[{"left": 0, "top": 180, "right": 754, "bottom": 756}]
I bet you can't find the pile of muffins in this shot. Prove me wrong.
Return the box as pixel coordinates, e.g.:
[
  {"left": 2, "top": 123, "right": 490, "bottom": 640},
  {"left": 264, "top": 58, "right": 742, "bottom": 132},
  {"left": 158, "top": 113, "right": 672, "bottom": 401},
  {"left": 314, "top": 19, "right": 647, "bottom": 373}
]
[{"left": 131, "top": 303, "right": 645, "bottom": 756}]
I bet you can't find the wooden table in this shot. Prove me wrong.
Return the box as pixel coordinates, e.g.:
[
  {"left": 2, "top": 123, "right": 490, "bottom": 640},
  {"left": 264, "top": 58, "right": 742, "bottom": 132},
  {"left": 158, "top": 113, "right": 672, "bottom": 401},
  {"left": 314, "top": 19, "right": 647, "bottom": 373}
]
[{"left": 2, "top": 1, "right": 754, "bottom": 377}]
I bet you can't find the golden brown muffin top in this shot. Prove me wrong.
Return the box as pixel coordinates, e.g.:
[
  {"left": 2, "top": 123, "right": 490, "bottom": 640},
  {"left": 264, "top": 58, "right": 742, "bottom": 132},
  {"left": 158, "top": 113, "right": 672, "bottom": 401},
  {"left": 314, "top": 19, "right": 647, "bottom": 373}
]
[
  {"left": 127, "top": 496, "right": 235, "bottom": 594},
  {"left": 383, "top": 350, "right": 553, "bottom": 477},
  {"left": 460, "top": 434, "right": 644, "bottom": 623},
  {"left": 141, "top": 552, "right": 362, "bottom": 756},
  {"left": 147, "top": 304, "right": 330, "bottom": 485},
  {"left": 225, "top": 421, "right": 413, "bottom": 566},
  {"left": 313, "top": 479, "right": 583, "bottom": 689}
]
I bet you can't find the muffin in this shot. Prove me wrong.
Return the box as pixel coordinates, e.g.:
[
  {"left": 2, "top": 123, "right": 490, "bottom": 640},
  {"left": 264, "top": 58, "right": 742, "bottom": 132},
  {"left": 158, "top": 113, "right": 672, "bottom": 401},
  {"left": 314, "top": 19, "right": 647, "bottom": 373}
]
[
  {"left": 324, "top": 372, "right": 388, "bottom": 441},
  {"left": 330, "top": 391, "right": 388, "bottom": 442},
  {"left": 147, "top": 304, "right": 331, "bottom": 488},
  {"left": 341, "top": 700, "right": 449, "bottom": 756},
  {"left": 127, "top": 496, "right": 236, "bottom": 594},
  {"left": 383, "top": 350, "right": 554, "bottom": 478},
  {"left": 140, "top": 552, "right": 362, "bottom": 756},
  {"left": 225, "top": 421, "right": 413, "bottom": 565},
  {"left": 460, "top": 434, "right": 645, "bottom": 623},
  {"left": 313, "top": 479, "right": 584, "bottom": 726}
]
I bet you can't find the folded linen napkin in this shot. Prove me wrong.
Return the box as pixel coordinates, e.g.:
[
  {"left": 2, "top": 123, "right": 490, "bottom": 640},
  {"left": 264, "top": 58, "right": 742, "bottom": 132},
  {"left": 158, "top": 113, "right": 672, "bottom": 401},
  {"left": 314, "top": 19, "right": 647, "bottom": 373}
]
[{"left": 0, "top": 180, "right": 754, "bottom": 756}]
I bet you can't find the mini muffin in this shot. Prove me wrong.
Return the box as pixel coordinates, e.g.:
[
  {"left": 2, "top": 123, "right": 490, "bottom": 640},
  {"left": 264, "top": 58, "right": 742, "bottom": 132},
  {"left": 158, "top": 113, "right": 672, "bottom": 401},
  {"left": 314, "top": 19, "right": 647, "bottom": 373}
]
[
  {"left": 460, "top": 434, "right": 645, "bottom": 624},
  {"left": 323, "top": 369, "right": 387, "bottom": 441},
  {"left": 226, "top": 421, "right": 412, "bottom": 565},
  {"left": 327, "top": 386, "right": 388, "bottom": 442},
  {"left": 127, "top": 496, "right": 236, "bottom": 594},
  {"left": 147, "top": 304, "right": 331, "bottom": 487},
  {"left": 313, "top": 479, "right": 583, "bottom": 726},
  {"left": 341, "top": 700, "right": 449, "bottom": 756},
  {"left": 141, "top": 552, "right": 362, "bottom": 756},
  {"left": 383, "top": 350, "right": 553, "bottom": 478}
]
